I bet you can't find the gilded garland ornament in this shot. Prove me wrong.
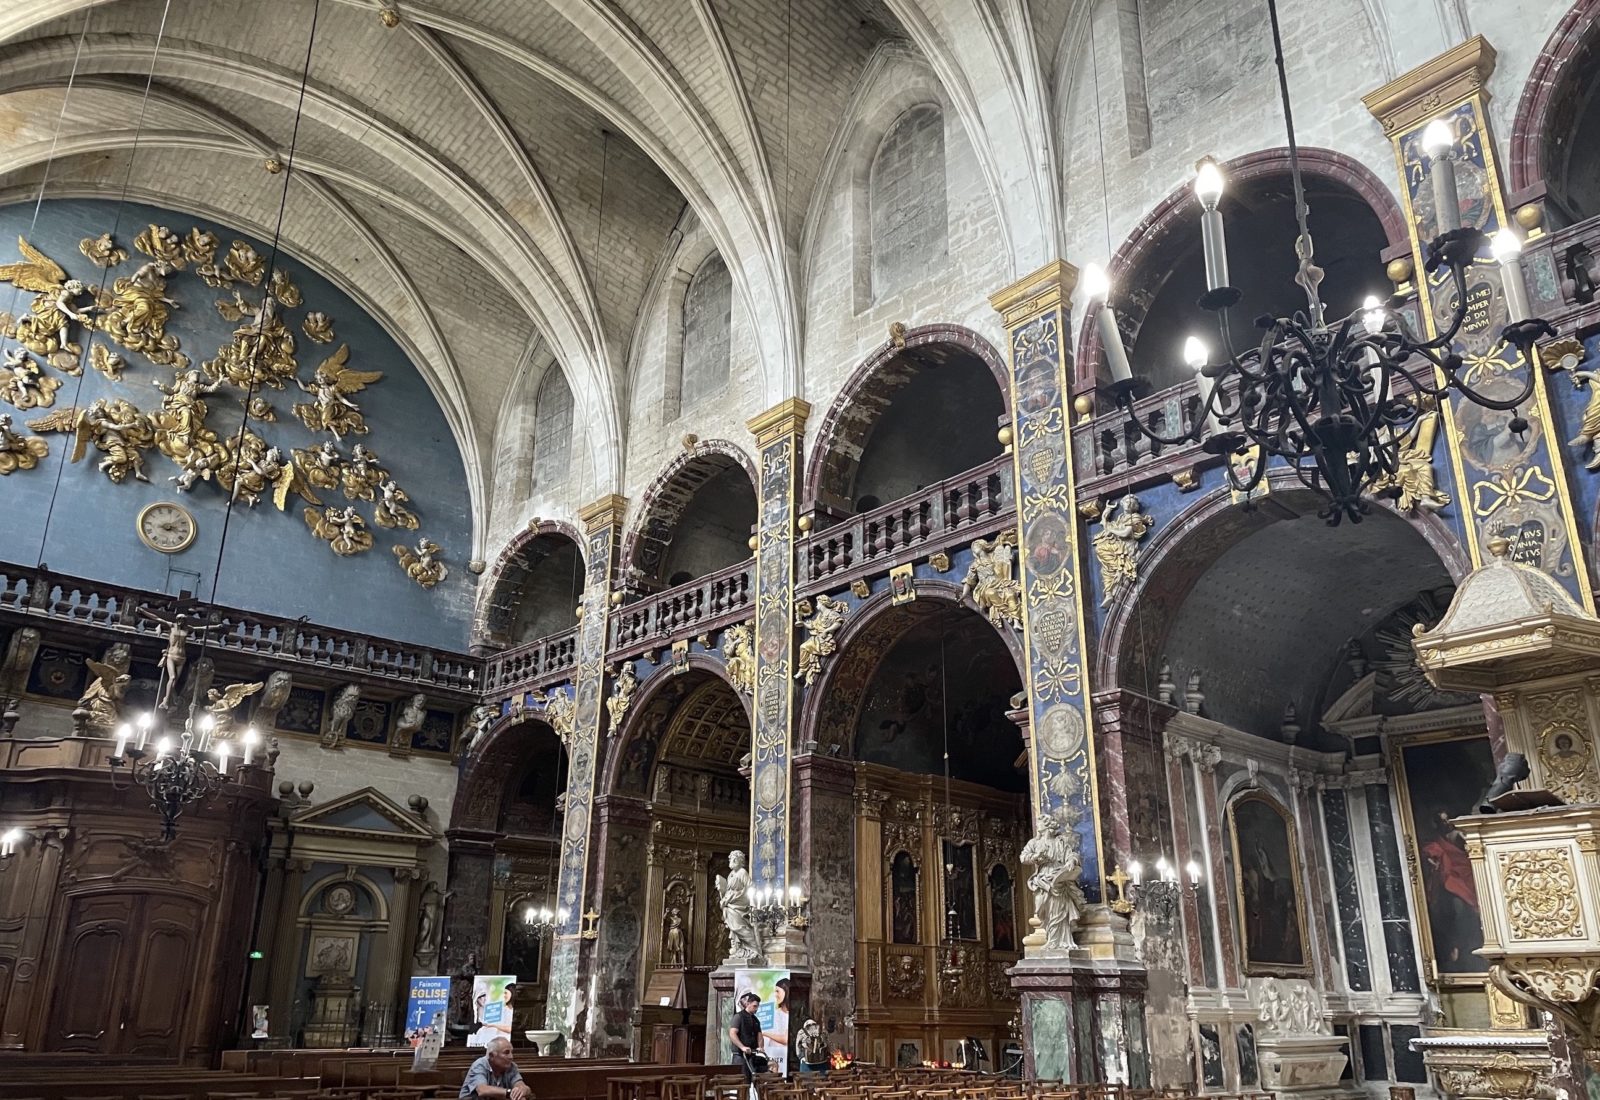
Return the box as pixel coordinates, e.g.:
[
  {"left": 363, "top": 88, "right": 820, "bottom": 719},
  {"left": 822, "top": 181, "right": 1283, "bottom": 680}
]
[
  {"left": 1, "top": 347, "right": 62, "bottom": 409},
  {"left": 294, "top": 344, "right": 381, "bottom": 440},
  {"left": 961, "top": 530, "right": 1023, "bottom": 630},
  {"left": 79, "top": 233, "right": 127, "bottom": 269},
  {"left": 606, "top": 661, "right": 637, "bottom": 736},
  {"left": 0, "top": 237, "right": 97, "bottom": 358},
  {"left": 794, "top": 594, "right": 848, "bottom": 686},
  {"left": 394, "top": 537, "right": 447, "bottom": 587},
  {"left": 305, "top": 505, "right": 374, "bottom": 556},
  {"left": 1091, "top": 493, "right": 1154, "bottom": 607},
  {"left": 0, "top": 414, "right": 48, "bottom": 474},
  {"left": 29, "top": 398, "right": 155, "bottom": 484}
]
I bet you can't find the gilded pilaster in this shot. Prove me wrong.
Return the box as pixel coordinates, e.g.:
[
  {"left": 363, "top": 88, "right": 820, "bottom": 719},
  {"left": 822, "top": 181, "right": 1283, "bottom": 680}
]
[
  {"left": 989, "top": 262, "right": 1107, "bottom": 898},
  {"left": 747, "top": 399, "right": 810, "bottom": 896},
  {"left": 544, "top": 493, "right": 624, "bottom": 1042},
  {"left": 1363, "top": 38, "right": 1594, "bottom": 610}
]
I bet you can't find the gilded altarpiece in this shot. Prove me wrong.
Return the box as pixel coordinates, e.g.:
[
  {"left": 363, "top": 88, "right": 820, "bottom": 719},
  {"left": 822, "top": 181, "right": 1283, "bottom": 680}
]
[
  {"left": 1363, "top": 41, "right": 1593, "bottom": 610},
  {"left": 545, "top": 495, "right": 623, "bottom": 1039},
  {"left": 854, "top": 765, "right": 1025, "bottom": 1068},
  {"left": 990, "top": 263, "right": 1106, "bottom": 897},
  {"left": 748, "top": 401, "right": 809, "bottom": 894}
]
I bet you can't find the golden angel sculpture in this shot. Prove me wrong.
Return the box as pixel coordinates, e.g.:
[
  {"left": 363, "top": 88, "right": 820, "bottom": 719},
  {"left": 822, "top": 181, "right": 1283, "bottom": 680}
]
[
  {"left": 205, "top": 292, "right": 297, "bottom": 389},
  {"left": 340, "top": 443, "right": 385, "bottom": 500},
  {"left": 1369, "top": 399, "right": 1452, "bottom": 512},
  {"left": 395, "top": 538, "right": 448, "bottom": 588},
  {"left": 133, "top": 224, "right": 184, "bottom": 268},
  {"left": 305, "top": 505, "right": 373, "bottom": 556},
  {"left": 293, "top": 440, "right": 344, "bottom": 492},
  {"left": 961, "top": 530, "right": 1023, "bottom": 631},
  {"left": 1569, "top": 370, "right": 1600, "bottom": 472},
  {"left": 721, "top": 622, "right": 755, "bottom": 695},
  {"left": 151, "top": 369, "right": 230, "bottom": 489},
  {"left": 29, "top": 398, "right": 155, "bottom": 484},
  {"left": 74, "top": 653, "right": 132, "bottom": 735},
  {"left": 373, "top": 477, "right": 418, "bottom": 529},
  {"left": 1091, "top": 493, "right": 1154, "bottom": 608},
  {"left": 0, "top": 414, "right": 49, "bottom": 475},
  {"left": 294, "top": 344, "right": 381, "bottom": 440},
  {"left": 79, "top": 233, "right": 127, "bottom": 269},
  {"left": 1, "top": 347, "right": 62, "bottom": 410},
  {"left": 218, "top": 432, "right": 321, "bottom": 510},
  {"left": 0, "top": 236, "right": 98, "bottom": 357},
  {"left": 794, "top": 594, "right": 848, "bottom": 685},
  {"left": 100, "top": 260, "right": 184, "bottom": 366},
  {"left": 205, "top": 680, "right": 264, "bottom": 736}
]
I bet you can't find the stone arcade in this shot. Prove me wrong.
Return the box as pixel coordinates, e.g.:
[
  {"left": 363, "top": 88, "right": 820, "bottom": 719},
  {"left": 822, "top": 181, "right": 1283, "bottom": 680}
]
[{"left": 4, "top": 3, "right": 1600, "bottom": 1100}]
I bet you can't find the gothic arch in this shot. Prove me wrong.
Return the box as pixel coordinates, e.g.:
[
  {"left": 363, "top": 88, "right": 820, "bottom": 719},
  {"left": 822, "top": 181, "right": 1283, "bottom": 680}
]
[
  {"left": 621, "top": 441, "right": 759, "bottom": 590},
  {"left": 804, "top": 324, "right": 1011, "bottom": 512},
  {"left": 1093, "top": 472, "right": 1471, "bottom": 729},
  {"left": 1074, "top": 147, "right": 1408, "bottom": 391},
  {"left": 1509, "top": 0, "right": 1600, "bottom": 208},
  {"left": 795, "top": 580, "right": 1024, "bottom": 758},
  {"left": 473, "top": 520, "right": 587, "bottom": 652}
]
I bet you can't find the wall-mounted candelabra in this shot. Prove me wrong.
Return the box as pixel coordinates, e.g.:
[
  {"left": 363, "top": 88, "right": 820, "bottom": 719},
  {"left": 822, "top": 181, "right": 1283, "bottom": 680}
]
[
  {"left": 1108, "top": 856, "right": 1204, "bottom": 914},
  {"left": 748, "top": 884, "right": 809, "bottom": 938}
]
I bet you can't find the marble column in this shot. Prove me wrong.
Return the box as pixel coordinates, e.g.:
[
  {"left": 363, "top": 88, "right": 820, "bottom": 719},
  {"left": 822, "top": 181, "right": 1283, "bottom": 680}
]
[
  {"left": 1191, "top": 744, "right": 1239, "bottom": 989},
  {"left": 1363, "top": 783, "right": 1422, "bottom": 993},
  {"left": 581, "top": 794, "right": 652, "bottom": 1057},
  {"left": 1289, "top": 770, "right": 1341, "bottom": 988},
  {"left": 1319, "top": 784, "right": 1373, "bottom": 992},
  {"left": 747, "top": 399, "right": 809, "bottom": 947},
  {"left": 1363, "top": 39, "right": 1594, "bottom": 610},
  {"left": 546, "top": 493, "right": 625, "bottom": 1045},
  {"left": 793, "top": 752, "right": 855, "bottom": 1051}
]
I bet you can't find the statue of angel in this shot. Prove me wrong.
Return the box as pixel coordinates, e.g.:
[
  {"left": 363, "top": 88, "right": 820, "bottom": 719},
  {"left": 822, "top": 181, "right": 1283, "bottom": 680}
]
[
  {"left": 340, "top": 443, "right": 385, "bottom": 501},
  {"left": 204, "top": 292, "right": 296, "bottom": 389},
  {"left": 73, "top": 647, "right": 131, "bottom": 734},
  {"left": 171, "top": 441, "right": 227, "bottom": 492},
  {"left": 1, "top": 347, "right": 62, "bottom": 410},
  {"left": 1091, "top": 493, "right": 1155, "bottom": 607},
  {"left": 373, "top": 477, "right": 418, "bottom": 530},
  {"left": 219, "top": 435, "right": 319, "bottom": 510},
  {"left": 961, "top": 531, "right": 1023, "bottom": 630},
  {"left": 205, "top": 680, "right": 265, "bottom": 735},
  {"left": 293, "top": 344, "right": 381, "bottom": 440},
  {"left": 0, "top": 237, "right": 98, "bottom": 356},
  {"left": 0, "top": 414, "right": 49, "bottom": 475},
  {"left": 30, "top": 398, "right": 155, "bottom": 484},
  {"left": 293, "top": 440, "right": 344, "bottom": 492},
  {"left": 794, "top": 594, "right": 848, "bottom": 685},
  {"left": 460, "top": 703, "right": 497, "bottom": 756},
  {"left": 101, "top": 260, "right": 182, "bottom": 365},
  {"left": 395, "top": 538, "right": 448, "bottom": 588},
  {"left": 304, "top": 505, "right": 373, "bottom": 556},
  {"left": 151, "top": 368, "right": 226, "bottom": 469},
  {"left": 1568, "top": 369, "right": 1600, "bottom": 471}
]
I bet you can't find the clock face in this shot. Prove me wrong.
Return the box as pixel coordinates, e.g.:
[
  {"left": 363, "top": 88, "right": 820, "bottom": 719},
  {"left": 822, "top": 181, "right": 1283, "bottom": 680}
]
[{"left": 137, "top": 502, "right": 196, "bottom": 554}]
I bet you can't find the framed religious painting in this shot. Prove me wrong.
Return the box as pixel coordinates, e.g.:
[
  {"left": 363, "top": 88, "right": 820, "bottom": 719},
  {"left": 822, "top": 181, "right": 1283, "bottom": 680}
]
[
  {"left": 1390, "top": 729, "right": 1497, "bottom": 984},
  {"left": 1227, "top": 791, "right": 1310, "bottom": 976}
]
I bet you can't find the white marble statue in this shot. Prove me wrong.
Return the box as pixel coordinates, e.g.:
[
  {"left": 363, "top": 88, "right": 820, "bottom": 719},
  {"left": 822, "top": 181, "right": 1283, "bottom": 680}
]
[
  {"left": 1020, "top": 815, "right": 1085, "bottom": 951},
  {"left": 715, "top": 850, "right": 762, "bottom": 962}
]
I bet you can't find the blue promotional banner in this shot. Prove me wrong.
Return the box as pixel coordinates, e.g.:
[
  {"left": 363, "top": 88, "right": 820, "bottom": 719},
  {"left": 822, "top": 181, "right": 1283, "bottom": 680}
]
[{"left": 404, "top": 975, "right": 450, "bottom": 1047}]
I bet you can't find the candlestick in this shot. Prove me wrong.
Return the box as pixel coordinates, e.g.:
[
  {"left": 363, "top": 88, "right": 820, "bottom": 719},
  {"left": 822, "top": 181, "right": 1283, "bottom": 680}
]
[
  {"left": 1081, "top": 265, "right": 1133, "bottom": 383},
  {"left": 1128, "top": 860, "right": 1143, "bottom": 886},
  {"left": 0, "top": 828, "right": 19, "bottom": 857},
  {"left": 155, "top": 736, "right": 173, "bottom": 760},
  {"left": 1422, "top": 119, "right": 1460, "bottom": 234},
  {"left": 136, "top": 711, "right": 154, "bottom": 750},
  {"left": 1195, "top": 159, "right": 1230, "bottom": 291},
  {"left": 242, "top": 726, "right": 258, "bottom": 768},
  {"left": 1186, "top": 859, "right": 1203, "bottom": 885},
  {"left": 113, "top": 723, "right": 130, "bottom": 761},
  {"left": 1493, "top": 229, "right": 1530, "bottom": 323},
  {"left": 215, "top": 741, "right": 231, "bottom": 776},
  {"left": 1185, "top": 336, "right": 1223, "bottom": 435}
]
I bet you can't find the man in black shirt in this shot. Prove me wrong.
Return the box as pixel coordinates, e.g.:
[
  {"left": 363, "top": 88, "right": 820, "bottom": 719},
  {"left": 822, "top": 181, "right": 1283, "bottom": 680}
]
[{"left": 729, "top": 991, "right": 765, "bottom": 1082}]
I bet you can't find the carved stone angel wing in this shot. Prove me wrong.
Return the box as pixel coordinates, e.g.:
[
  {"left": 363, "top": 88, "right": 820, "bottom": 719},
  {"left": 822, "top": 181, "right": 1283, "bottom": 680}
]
[
  {"left": 273, "top": 462, "right": 320, "bottom": 510},
  {"left": 84, "top": 658, "right": 121, "bottom": 689},
  {"left": 0, "top": 237, "right": 67, "bottom": 292},
  {"left": 304, "top": 506, "right": 335, "bottom": 541},
  {"left": 209, "top": 680, "right": 264, "bottom": 713},
  {"left": 26, "top": 407, "right": 92, "bottom": 464},
  {"left": 319, "top": 345, "right": 383, "bottom": 394}
]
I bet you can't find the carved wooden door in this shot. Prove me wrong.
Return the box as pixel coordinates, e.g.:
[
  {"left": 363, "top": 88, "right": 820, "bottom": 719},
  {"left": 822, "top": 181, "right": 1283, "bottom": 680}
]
[{"left": 46, "top": 893, "right": 202, "bottom": 1057}]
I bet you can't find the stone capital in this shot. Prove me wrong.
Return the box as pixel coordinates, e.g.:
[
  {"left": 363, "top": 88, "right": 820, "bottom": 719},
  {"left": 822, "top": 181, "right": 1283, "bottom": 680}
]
[
  {"left": 988, "top": 259, "right": 1079, "bottom": 328},
  {"left": 1361, "top": 35, "right": 1497, "bottom": 136},
  {"left": 747, "top": 398, "right": 812, "bottom": 446},
  {"left": 578, "top": 494, "right": 627, "bottom": 533}
]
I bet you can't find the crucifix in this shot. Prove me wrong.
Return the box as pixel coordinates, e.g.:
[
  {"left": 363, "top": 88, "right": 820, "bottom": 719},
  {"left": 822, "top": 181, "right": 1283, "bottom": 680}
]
[
  {"left": 1107, "top": 865, "right": 1134, "bottom": 916},
  {"left": 580, "top": 909, "right": 601, "bottom": 940}
]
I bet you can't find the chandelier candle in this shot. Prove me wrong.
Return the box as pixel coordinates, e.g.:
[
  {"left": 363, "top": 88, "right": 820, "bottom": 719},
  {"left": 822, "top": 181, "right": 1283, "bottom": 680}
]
[
  {"left": 1082, "top": 264, "right": 1133, "bottom": 383},
  {"left": 1493, "top": 229, "right": 1530, "bottom": 323},
  {"left": 1185, "top": 336, "right": 1224, "bottom": 435},
  {"left": 1194, "top": 159, "right": 1230, "bottom": 291},
  {"left": 1422, "top": 119, "right": 1461, "bottom": 234}
]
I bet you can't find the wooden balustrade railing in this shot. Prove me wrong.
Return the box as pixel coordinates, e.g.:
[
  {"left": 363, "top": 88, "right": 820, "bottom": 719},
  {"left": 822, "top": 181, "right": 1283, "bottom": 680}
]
[
  {"left": 482, "top": 625, "right": 579, "bottom": 693},
  {"left": 607, "top": 557, "right": 755, "bottom": 658},
  {"left": 799, "top": 456, "right": 1014, "bottom": 591},
  {"left": 0, "top": 564, "right": 479, "bottom": 699}
]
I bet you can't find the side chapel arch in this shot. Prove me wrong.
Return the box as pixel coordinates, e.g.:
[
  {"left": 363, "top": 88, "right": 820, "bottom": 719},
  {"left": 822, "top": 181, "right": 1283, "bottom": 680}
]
[
  {"left": 473, "top": 520, "right": 587, "bottom": 653},
  {"left": 804, "top": 325, "right": 1012, "bottom": 515},
  {"left": 1509, "top": 0, "right": 1600, "bottom": 223}
]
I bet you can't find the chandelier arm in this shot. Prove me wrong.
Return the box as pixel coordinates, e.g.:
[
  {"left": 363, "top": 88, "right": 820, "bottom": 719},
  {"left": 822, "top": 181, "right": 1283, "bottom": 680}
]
[
  {"left": 1446, "top": 369, "right": 1537, "bottom": 411},
  {"left": 1222, "top": 437, "right": 1268, "bottom": 493}
]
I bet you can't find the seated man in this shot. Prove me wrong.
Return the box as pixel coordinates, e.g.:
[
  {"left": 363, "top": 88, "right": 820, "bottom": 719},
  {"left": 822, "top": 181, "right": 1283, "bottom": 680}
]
[{"left": 460, "top": 1036, "right": 531, "bottom": 1100}]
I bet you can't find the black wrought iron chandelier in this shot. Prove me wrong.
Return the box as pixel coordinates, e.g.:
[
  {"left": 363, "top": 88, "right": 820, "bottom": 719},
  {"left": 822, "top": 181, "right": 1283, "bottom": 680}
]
[
  {"left": 1088, "top": 0, "right": 1553, "bottom": 525},
  {"left": 109, "top": 713, "right": 261, "bottom": 841}
]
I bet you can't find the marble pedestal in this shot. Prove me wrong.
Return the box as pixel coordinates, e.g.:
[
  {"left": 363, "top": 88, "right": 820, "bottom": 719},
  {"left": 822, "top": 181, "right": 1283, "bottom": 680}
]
[{"left": 1255, "top": 1033, "right": 1350, "bottom": 1094}]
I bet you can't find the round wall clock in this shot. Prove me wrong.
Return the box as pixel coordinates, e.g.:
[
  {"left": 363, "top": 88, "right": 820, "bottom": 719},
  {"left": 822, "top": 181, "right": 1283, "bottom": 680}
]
[{"left": 137, "top": 502, "right": 197, "bottom": 554}]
